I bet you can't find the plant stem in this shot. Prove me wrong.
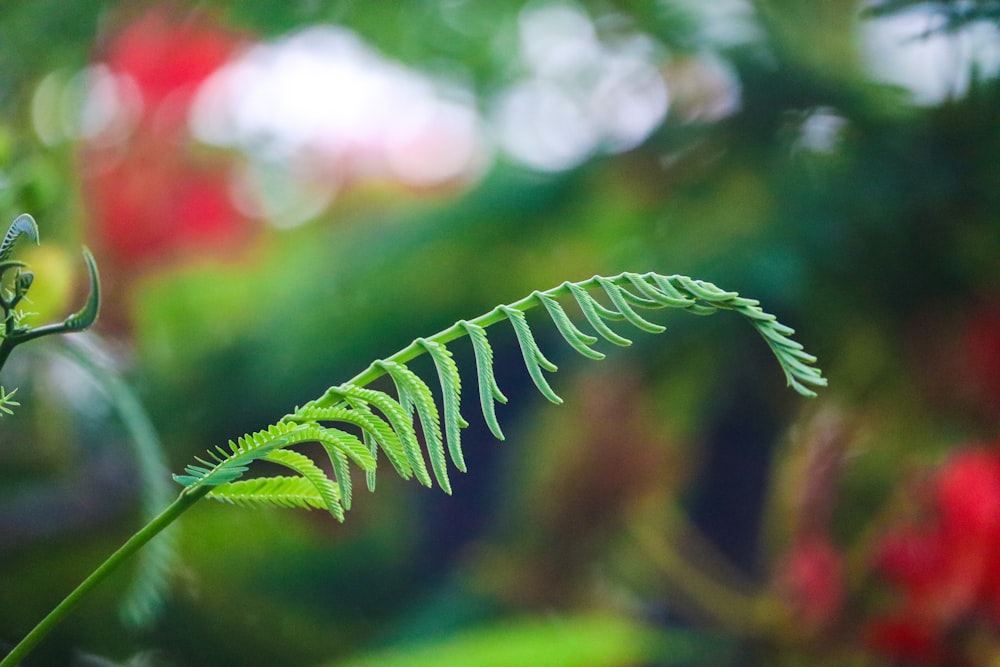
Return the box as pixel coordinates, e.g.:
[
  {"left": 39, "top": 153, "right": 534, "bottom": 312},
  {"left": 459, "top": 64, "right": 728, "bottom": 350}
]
[
  {"left": 628, "top": 516, "right": 777, "bottom": 637},
  {"left": 0, "top": 486, "right": 210, "bottom": 667}
]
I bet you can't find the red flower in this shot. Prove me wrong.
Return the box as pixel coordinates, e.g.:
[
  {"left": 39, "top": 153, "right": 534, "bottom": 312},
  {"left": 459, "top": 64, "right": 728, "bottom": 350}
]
[
  {"left": 103, "top": 6, "right": 241, "bottom": 123},
  {"left": 82, "top": 6, "right": 255, "bottom": 280},
  {"left": 869, "top": 445, "right": 1000, "bottom": 663},
  {"left": 866, "top": 614, "right": 948, "bottom": 665},
  {"left": 75, "top": 5, "right": 258, "bottom": 334},
  {"left": 87, "top": 145, "right": 249, "bottom": 264}
]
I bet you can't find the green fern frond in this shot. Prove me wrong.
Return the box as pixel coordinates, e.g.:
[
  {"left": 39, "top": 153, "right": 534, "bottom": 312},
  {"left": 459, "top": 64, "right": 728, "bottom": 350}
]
[
  {"left": 177, "top": 272, "right": 826, "bottom": 521},
  {"left": 0, "top": 215, "right": 101, "bottom": 374},
  {"left": 2, "top": 249, "right": 100, "bottom": 342},
  {"left": 656, "top": 275, "right": 826, "bottom": 397},
  {"left": 208, "top": 476, "right": 327, "bottom": 510},
  {"left": 329, "top": 447, "right": 353, "bottom": 511}
]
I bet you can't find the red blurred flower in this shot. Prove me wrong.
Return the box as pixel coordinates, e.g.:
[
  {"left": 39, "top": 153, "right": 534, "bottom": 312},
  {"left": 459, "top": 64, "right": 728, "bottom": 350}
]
[
  {"left": 87, "top": 143, "right": 249, "bottom": 264},
  {"left": 780, "top": 534, "right": 845, "bottom": 633},
  {"left": 869, "top": 445, "right": 1000, "bottom": 664},
  {"left": 867, "top": 614, "right": 948, "bottom": 665},
  {"left": 104, "top": 7, "right": 236, "bottom": 112},
  {"left": 81, "top": 5, "right": 255, "bottom": 288}
]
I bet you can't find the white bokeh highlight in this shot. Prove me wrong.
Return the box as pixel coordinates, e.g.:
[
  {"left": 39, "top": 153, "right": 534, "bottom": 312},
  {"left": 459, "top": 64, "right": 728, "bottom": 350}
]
[
  {"left": 493, "top": 2, "right": 670, "bottom": 172},
  {"left": 190, "top": 26, "right": 488, "bottom": 224},
  {"left": 863, "top": 9, "right": 1000, "bottom": 106}
]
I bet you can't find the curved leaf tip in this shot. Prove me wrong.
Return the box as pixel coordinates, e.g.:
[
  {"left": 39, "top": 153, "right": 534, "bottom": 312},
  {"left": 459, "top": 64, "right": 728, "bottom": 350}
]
[
  {"left": 63, "top": 248, "right": 100, "bottom": 331},
  {"left": 0, "top": 214, "right": 40, "bottom": 263}
]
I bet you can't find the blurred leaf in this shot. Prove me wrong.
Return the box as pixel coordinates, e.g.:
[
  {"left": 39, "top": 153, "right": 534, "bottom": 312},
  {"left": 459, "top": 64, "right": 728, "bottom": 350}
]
[
  {"left": 331, "top": 614, "right": 737, "bottom": 667},
  {"left": 51, "top": 336, "right": 178, "bottom": 628},
  {"left": 864, "top": 0, "right": 1000, "bottom": 30}
]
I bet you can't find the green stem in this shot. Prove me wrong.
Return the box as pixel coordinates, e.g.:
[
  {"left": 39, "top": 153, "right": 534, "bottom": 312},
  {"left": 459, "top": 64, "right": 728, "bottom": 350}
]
[
  {"left": 0, "top": 339, "right": 16, "bottom": 376},
  {"left": 0, "top": 486, "right": 210, "bottom": 667}
]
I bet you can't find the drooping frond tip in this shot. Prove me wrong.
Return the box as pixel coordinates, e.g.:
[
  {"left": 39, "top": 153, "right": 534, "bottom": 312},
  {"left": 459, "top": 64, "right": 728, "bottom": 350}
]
[{"left": 176, "top": 272, "right": 825, "bottom": 520}]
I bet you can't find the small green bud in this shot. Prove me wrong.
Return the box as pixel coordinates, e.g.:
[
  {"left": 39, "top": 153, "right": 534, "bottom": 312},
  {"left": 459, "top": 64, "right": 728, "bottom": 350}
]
[{"left": 15, "top": 270, "right": 34, "bottom": 295}]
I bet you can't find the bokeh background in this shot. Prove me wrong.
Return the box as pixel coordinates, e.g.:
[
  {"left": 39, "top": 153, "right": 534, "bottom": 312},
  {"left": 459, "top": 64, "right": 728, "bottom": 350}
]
[{"left": 0, "top": 1, "right": 998, "bottom": 665}]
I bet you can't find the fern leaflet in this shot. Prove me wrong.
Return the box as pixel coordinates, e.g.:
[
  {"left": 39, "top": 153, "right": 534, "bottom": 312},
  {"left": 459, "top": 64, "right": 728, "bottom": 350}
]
[
  {"left": 460, "top": 319, "right": 508, "bottom": 440},
  {"left": 500, "top": 305, "right": 562, "bottom": 405},
  {"left": 207, "top": 476, "right": 327, "bottom": 510},
  {"left": 566, "top": 281, "right": 633, "bottom": 346},
  {"left": 535, "top": 292, "right": 605, "bottom": 360},
  {"left": 418, "top": 338, "right": 469, "bottom": 472}
]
